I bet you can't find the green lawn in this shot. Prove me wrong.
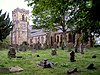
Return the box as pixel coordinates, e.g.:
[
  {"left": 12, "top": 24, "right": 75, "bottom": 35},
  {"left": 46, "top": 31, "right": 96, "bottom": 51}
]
[{"left": 0, "top": 47, "right": 100, "bottom": 75}]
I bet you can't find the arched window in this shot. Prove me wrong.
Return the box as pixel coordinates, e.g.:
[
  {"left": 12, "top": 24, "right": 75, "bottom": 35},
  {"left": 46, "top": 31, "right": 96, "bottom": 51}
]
[
  {"left": 68, "top": 33, "right": 72, "bottom": 42},
  {"left": 22, "top": 14, "right": 24, "bottom": 21},
  {"left": 35, "top": 37, "right": 38, "bottom": 43},
  {"left": 41, "top": 36, "right": 44, "bottom": 44},
  {"left": 57, "top": 35, "right": 59, "bottom": 43}
]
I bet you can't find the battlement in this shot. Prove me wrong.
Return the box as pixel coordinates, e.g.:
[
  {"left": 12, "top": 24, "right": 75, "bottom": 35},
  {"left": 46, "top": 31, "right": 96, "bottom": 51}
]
[{"left": 12, "top": 7, "right": 29, "bottom": 14}]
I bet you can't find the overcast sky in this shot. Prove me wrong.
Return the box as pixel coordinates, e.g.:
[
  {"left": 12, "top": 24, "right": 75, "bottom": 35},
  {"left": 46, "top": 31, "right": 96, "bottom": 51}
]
[{"left": 0, "top": 0, "right": 32, "bottom": 22}]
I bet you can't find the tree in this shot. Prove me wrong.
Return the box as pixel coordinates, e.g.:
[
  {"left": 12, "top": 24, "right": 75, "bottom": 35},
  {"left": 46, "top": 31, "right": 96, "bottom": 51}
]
[
  {"left": 70, "top": 0, "right": 100, "bottom": 47},
  {"left": 25, "top": 0, "right": 81, "bottom": 47},
  {"left": 0, "top": 10, "right": 13, "bottom": 41},
  {"left": 25, "top": 0, "right": 100, "bottom": 48}
]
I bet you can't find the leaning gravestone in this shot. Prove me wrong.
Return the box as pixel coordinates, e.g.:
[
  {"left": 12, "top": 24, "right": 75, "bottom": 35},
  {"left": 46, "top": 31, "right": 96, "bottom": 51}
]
[
  {"left": 67, "top": 68, "right": 78, "bottom": 74},
  {"left": 8, "top": 47, "right": 16, "bottom": 58},
  {"left": 86, "top": 63, "right": 96, "bottom": 69},
  {"left": 70, "top": 51, "right": 76, "bottom": 62},
  {"left": 51, "top": 48, "right": 57, "bottom": 55}
]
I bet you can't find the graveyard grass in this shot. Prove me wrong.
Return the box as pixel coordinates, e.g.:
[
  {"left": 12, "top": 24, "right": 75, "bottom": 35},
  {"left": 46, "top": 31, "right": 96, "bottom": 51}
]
[{"left": 0, "top": 47, "right": 100, "bottom": 75}]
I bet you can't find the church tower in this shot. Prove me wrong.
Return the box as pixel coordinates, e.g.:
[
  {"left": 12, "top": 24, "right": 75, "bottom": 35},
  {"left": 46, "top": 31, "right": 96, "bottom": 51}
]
[{"left": 11, "top": 8, "right": 29, "bottom": 45}]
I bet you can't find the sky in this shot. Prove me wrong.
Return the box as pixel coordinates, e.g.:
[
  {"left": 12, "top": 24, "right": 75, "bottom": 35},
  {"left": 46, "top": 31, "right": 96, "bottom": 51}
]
[{"left": 0, "top": 0, "right": 32, "bottom": 23}]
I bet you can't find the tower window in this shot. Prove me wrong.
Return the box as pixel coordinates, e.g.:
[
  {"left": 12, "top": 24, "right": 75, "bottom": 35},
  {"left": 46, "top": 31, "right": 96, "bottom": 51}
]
[{"left": 22, "top": 14, "right": 25, "bottom": 21}]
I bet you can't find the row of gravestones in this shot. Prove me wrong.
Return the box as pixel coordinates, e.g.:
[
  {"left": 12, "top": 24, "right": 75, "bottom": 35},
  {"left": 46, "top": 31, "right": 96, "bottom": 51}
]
[{"left": 9, "top": 44, "right": 29, "bottom": 52}]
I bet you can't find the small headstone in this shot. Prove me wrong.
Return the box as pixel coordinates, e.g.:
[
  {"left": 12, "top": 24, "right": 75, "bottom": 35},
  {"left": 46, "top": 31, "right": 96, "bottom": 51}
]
[
  {"left": 92, "top": 55, "right": 96, "bottom": 58},
  {"left": 8, "top": 47, "right": 16, "bottom": 58},
  {"left": 36, "top": 55, "right": 40, "bottom": 57},
  {"left": 80, "top": 44, "right": 84, "bottom": 54},
  {"left": 0, "top": 68, "right": 10, "bottom": 73},
  {"left": 70, "top": 51, "right": 76, "bottom": 62},
  {"left": 51, "top": 48, "right": 57, "bottom": 55},
  {"left": 35, "top": 41, "right": 41, "bottom": 50},
  {"left": 53, "top": 42, "right": 57, "bottom": 50},
  {"left": 61, "top": 42, "right": 64, "bottom": 50},
  {"left": 74, "top": 44, "right": 78, "bottom": 53},
  {"left": 86, "top": 63, "right": 96, "bottom": 69},
  {"left": 67, "top": 68, "right": 78, "bottom": 74}
]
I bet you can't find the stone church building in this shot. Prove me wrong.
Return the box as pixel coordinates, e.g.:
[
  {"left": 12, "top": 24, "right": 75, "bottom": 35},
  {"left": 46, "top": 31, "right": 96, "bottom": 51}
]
[{"left": 11, "top": 8, "right": 93, "bottom": 48}]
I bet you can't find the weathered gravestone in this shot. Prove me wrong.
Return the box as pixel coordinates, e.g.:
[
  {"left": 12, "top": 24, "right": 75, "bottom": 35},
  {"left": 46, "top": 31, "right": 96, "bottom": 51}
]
[
  {"left": 53, "top": 42, "right": 57, "bottom": 50},
  {"left": 36, "top": 54, "right": 40, "bottom": 57},
  {"left": 74, "top": 44, "right": 78, "bottom": 53},
  {"left": 51, "top": 48, "right": 57, "bottom": 55},
  {"left": 34, "top": 42, "right": 41, "bottom": 50},
  {"left": 0, "top": 66, "right": 23, "bottom": 73},
  {"left": 0, "top": 68, "right": 10, "bottom": 73},
  {"left": 80, "top": 43, "right": 84, "bottom": 54},
  {"left": 70, "top": 51, "right": 76, "bottom": 62},
  {"left": 9, "top": 66, "right": 23, "bottom": 73},
  {"left": 61, "top": 42, "right": 64, "bottom": 50},
  {"left": 19, "top": 44, "right": 26, "bottom": 51},
  {"left": 67, "top": 68, "right": 78, "bottom": 74},
  {"left": 30, "top": 44, "right": 36, "bottom": 53},
  {"left": 86, "top": 63, "right": 96, "bottom": 69},
  {"left": 92, "top": 55, "right": 96, "bottom": 58},
  {"left": 8, "top": 47, "right": 16, "bottom": 58},
  {"left": 67, "top": 43, "right": 72, "bottom": 52},
  {"left": 38, "top": 59, "right": 55, "bottom": 68}
]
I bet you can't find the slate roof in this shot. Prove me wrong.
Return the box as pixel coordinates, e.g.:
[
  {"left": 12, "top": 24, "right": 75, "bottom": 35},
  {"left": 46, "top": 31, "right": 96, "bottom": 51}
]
[{"left": 31, "top": 29, "right": 47, "bottom": 37}]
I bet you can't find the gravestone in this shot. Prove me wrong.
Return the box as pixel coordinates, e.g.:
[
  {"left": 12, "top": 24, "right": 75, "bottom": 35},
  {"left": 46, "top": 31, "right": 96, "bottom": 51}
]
[
  {"left": 34, "top": 42, "right": 41, "bottom": 50},
  {"left": 9, "top": 66, "right": 23, "bottom": 73},
  {"left": 8, "top": 47, "right": 16, "bottom": 58},
  {"left": 67, "top": 68, "right": 78, "bottom": 74},
  {"left": 38, "top": 59, "right": 54, "bottom": 68},
  {"left": 53, "top": 42, "right": 57, "bottom": 50},
  {"left": 19, "top": 45, "right": 26, "bottom": 51},
  {"left": 74, "top": 44, "right": 78, "bottom": 53},
  {"left": 92, "top": 55, "right": 96, "bottom": 58},
  {"left": 86, "top": 63, "right": 96, "bottom": 69},
  {"left": 61, "top": 42, "right": 64, "bottom": 50},
  {"left": 42, "top": 43, "right": 47, "bottom": 49},
  {"left": 70, "top": 51, "right": 75, "bottom": 62},
  {"left": 36, "top": 55, "right": 40, "bottom": 57},
  {"left": 30, "top": 44, "right": 36, "bottom": 53},
  {"left": 0, "top": 68, "right": 9, "bottom": 73},
  {"left": 51, "top": 48, "right": 57, "bottom": 55},
  {"left": 80, "top": 44, "right": 84, "bottom": 54}
]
